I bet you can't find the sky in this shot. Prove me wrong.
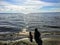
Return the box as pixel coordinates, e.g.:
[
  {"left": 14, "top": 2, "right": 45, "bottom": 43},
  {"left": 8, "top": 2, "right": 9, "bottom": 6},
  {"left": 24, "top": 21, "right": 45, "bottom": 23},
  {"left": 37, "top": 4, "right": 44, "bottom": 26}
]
[{"left": 0, "top": 0, "right": 60, "bottom": 14}]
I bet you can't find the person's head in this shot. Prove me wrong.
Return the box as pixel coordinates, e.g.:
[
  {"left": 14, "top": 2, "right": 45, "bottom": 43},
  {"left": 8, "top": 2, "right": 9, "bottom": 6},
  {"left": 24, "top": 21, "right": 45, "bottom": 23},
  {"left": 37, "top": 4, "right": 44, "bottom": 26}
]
[
  {"left": 29, "top": 31, "right": 31, "bottom": 34},
  {"left": 35, "top": 28, "right": 38, "bottom": 32},
  {"left": 29, "top": 32, "right": 31, "bottom": 34}
]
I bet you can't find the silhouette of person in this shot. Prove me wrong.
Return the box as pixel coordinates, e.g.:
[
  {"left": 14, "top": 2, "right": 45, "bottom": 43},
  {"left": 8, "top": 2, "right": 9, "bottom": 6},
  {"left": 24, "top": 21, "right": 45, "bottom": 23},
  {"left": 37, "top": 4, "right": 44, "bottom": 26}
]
[
  {"left": 34, "top": 28, "right": 42, "bottom": 45},
  {"left": 4, "top": 43, "right": 7, "bottom": 45},
  {"left": 29, "top": 31, "right": 33, "bottom": 42}
]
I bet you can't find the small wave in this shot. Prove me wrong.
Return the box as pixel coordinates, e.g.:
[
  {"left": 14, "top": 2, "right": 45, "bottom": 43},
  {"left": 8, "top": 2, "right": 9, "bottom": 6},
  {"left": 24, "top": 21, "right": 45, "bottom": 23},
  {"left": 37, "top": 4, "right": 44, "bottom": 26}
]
[
  {"left": 0, "top": 26, "right": 21, "bottom": 32},
  {"left": 43, "top": 25, "right": 60, "bottom": 29}
]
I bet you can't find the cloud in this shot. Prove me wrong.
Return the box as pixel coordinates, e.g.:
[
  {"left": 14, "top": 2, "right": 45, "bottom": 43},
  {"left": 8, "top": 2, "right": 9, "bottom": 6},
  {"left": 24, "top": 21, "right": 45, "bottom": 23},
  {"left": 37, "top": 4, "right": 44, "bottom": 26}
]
[{"left": 0, "top": 0, "right": 60, "bottom": 13}]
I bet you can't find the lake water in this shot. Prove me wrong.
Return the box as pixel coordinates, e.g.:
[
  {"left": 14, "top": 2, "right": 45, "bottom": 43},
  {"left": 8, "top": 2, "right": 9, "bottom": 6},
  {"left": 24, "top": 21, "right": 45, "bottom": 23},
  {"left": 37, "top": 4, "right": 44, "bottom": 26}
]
[{"left": 0, "top": 12, "right": 60, "bottom": 32}]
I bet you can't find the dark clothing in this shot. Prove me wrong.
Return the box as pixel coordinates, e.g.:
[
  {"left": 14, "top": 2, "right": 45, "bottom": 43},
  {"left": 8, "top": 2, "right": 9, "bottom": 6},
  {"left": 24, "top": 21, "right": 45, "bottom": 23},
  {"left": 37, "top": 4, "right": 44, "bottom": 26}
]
[
  {"left": 38, "top": 39, "right": 42, "bottom": 45},
  {"left": 34, "top": 28, "right": 42, "bottom": 45},
  {"left": 29, "top": 35, "right": 33, "bottom": 42},
  {"left": 29, "top": 32, "right": 33, "bottom": 42},
  {"left": 34, "top": 30, "right": 40, "bottom": 38},
  {"left": 34, "top": 29, "right": 41, "bottom": 43}
]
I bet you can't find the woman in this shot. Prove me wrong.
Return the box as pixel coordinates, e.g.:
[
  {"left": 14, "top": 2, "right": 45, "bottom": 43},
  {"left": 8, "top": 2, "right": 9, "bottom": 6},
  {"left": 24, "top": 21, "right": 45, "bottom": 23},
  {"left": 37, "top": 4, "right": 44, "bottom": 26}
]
[{"left": 29, "top": 31, "right": 33, "bottom": 42}]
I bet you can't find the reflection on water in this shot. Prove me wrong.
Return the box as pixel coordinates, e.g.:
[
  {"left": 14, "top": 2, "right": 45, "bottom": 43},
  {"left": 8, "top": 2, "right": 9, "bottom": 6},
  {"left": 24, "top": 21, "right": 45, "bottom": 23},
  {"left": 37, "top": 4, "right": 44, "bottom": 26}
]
[{"left": 0, "top": 12, "right": 60, "bottom": 32}]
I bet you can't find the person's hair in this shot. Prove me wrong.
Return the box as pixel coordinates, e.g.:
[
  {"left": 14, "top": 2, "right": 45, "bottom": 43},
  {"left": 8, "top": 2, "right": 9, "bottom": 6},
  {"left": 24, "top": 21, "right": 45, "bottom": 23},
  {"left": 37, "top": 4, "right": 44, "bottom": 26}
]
[
  {"left": 35, "top": 28, "right": 38, "bottom": 31},
  {"left": 29, "top": 32, "right": 31, "bottom": 34}
]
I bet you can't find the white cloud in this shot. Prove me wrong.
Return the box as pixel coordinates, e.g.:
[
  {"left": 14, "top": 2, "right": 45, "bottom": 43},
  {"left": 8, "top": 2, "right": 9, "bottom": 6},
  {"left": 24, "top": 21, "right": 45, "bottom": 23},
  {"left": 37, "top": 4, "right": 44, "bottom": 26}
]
[{"left": 0, "top": 0, "right": 60, "bottom": 14}]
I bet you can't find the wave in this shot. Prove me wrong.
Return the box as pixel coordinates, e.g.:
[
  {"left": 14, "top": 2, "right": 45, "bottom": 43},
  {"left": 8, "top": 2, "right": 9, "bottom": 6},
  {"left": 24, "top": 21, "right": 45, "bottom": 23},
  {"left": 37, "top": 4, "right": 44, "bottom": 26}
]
[
  {"left": 43, "top": 25, "right": 60, "bottom": 29},
  {"left": 0, "top": 12, "right": 60, "bottom": 32},
  {"left": 0, "top": 26, "right": 21, "bottom": 32}
]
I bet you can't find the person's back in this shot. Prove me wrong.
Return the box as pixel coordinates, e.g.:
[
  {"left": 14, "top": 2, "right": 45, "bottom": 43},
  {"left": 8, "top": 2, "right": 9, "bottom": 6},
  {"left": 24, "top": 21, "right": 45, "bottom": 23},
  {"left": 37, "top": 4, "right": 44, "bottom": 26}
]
[
  {"left": 34, "top": 28, "right": 40, "bottom": 42},
  {"left": 34, "top": 30, "right": 40, "bottom": 38},
  {"left": 34, "top": 28, "right": 42, "bottom": 45}
]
